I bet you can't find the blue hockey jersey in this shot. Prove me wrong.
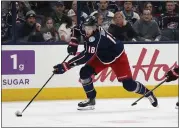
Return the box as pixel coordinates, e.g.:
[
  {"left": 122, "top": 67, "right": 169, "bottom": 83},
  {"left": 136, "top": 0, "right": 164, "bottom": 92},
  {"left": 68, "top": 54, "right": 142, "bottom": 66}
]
[{"left": 68, "top": 25, "right": 124, "bottom": 67}]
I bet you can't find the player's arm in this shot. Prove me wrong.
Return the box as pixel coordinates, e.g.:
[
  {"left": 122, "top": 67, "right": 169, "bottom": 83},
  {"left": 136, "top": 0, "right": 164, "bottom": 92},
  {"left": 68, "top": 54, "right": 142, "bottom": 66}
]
[
  {"left": 67, "top": 27, "right": 80, "bottom": 55},
  {"left": 166, "top": 66, "right": 179, "bottom": 82},
  {"left": 68, "top": 50, "right": 93, "bottom": 67},
  {"left": 53, "top": 50, "right": 93, "bottom": 74},
  {"left": 67, "top": 24, "right": 85, "bottom": 55}
]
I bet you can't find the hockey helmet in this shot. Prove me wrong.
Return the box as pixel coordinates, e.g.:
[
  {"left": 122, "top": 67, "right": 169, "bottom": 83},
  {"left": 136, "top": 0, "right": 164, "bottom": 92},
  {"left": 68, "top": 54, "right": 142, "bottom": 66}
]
[{"left": 83, "top": 16, "right": 97, "bottom": 26}]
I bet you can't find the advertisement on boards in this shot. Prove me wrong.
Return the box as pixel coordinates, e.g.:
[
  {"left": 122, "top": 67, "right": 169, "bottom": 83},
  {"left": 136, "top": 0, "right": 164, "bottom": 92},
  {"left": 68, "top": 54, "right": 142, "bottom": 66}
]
[
  {"left": 2, "top": 44, "right": 178, "bottom": 89},
  {"left": 2, "top": 50, "right": 35, "bottom": 88}
]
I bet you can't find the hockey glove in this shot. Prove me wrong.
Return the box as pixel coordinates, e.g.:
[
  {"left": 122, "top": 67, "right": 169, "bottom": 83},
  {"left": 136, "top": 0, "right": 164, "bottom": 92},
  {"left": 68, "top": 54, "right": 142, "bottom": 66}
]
[
  {"left": 165, "top": 69, "right": 179, "bottom": 82},
  {"left": 53, "top": 62, "right": 71, "bottom": 74},
  {"left": 67, "top": 37, "right": 79, "bottom": 55}
]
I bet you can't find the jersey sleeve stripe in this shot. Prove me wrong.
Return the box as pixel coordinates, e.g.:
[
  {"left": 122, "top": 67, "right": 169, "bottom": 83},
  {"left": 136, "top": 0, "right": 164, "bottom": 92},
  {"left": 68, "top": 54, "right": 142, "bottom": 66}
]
[
  {"left": 69, "top": 54, "right": 86, "bottom": 65},
  {"left": 107, "top": 34, "right": 116, "bottom": 44}
]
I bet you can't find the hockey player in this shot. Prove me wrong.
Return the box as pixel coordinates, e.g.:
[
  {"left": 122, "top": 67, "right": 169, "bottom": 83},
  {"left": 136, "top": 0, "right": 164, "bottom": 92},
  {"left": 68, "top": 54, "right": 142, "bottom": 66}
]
[
  {"left": 53, "top": 16, "right": 158, "bottom": 110},
  {"left": 165, "top": 66, "right": 179, "bottom": 109},
  {"left": 53, "top": 17, "right": 97, "bottom": 72}
]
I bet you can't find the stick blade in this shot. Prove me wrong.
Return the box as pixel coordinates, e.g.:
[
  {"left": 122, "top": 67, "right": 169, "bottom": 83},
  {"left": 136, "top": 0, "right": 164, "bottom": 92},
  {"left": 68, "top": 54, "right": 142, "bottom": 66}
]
[{"left": 131, "top": 102, "right": 137, "bottom": 106}]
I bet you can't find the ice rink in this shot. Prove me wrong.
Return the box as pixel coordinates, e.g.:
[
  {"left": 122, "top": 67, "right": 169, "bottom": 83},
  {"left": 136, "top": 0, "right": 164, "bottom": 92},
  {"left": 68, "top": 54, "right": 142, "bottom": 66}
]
[{"left": 2, "top": 97, "right": 178, "bottom": 127}]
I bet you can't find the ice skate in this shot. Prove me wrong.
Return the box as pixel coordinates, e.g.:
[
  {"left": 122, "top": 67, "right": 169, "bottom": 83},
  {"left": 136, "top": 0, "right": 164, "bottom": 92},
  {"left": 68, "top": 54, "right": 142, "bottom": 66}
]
[
  {"left": 77, "top": 98, "right": 95, "bottom": 110},
  {"left": 145, "top": 92, "right": 158, "bottom": 107},
  {"left": 175, "top": 102, "right": 178, "bottom": 109}
]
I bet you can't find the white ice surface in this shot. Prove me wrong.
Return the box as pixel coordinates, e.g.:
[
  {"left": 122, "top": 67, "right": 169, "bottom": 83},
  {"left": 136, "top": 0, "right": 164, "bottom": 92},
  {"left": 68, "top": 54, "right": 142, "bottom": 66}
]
[{"left": 2, "top": 97, "right": 178, "bottom": 127}]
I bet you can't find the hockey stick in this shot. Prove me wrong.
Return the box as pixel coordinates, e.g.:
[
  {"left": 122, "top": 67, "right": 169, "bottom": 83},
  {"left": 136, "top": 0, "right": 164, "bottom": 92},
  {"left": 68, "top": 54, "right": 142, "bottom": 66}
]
[
  {"left": 131, "top": 78, "right": 167, "bottom": 106},
  {"left": 17, "top": 54, "right": 70, "bottom": 116}
]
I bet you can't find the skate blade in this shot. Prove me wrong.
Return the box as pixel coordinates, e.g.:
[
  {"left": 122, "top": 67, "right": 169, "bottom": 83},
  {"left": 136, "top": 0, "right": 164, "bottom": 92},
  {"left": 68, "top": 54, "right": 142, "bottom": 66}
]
[
  {"left": 175, "top": 106, "right": 178, "bottom": 109},
  {"left": 155, "top": 105, "right": 159, "bottom": 108},
  {"left": 77, "top": 105, "right": 95, "bottom": 111}
]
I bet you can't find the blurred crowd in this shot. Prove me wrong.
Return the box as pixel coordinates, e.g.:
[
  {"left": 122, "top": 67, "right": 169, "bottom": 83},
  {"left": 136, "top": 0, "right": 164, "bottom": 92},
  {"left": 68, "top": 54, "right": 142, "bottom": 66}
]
[
  {"left": 80, "top": 1, "right": 179, "bottom": 42},
  {"left": 2, "top": 1, "right": 76, "bottom": 43},
  {"left": 2, "top": 1, "right": 179, "bottom": 44}
]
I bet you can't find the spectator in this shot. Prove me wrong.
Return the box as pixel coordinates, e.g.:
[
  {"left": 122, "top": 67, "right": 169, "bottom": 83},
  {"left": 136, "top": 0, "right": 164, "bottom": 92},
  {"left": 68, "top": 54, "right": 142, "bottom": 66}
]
[
  {"left": 6, "top": 2, "right": 25, "bottom": 26},
  {"left": 176, "top": 2, "right": 179, "bottom": 13},
  {"left": 51, "top": 1, "right": 72, "bottom": 30},
  {"left": 57, "top": 7, "right": 78, "bottom": 43},
  {"left": 58, "top": 23, "right": 72, "bottom": 42},
  {"left": 133, "top": 9, "right": 161, "bottom": 41},
  {"left": 143, "top": 2, "right": 153, "bottom": 14},
  {"left": 120, "top": 1, "right": 140, "bottom": 25},
  {"left": 3, "top": 2, "right": 30, "bottom": 40},
  {"left": 58, "top": 2, "right": 75, "bottom": 43},
  {"left": 41, "top": 17, "right": 59, "bottom": 42},
  {"left": 62, "top": 1, "right": 73, "bottom": 15},
  {"left": 2, "top": 1, "right": 11, "bottom": 41},
  {"left": 96, "top": 13, "right": 104, "bottom": 26},
  {"left": 114, "top": 1, "right": 125, "bottom": 11},
  {"left": 71, "top": 1, "right": 77, "bottom": 14},
  {"left": 107, "top": 1, "right": 119, "bottom": 13},
  {"left": 90, "top": 1, "right": 114, "bottom": 31},
  {"left": 159, "top": 1, "right": 179, "bottom": 29},
  {"left": 80, "top": 1, "right": 95, "bottom": 16},
  {"left": 29, "top": 1, "right": 53, "bottom": 16},
  {"left": 108, "top": 12, "right": 138, "bottom": 41},
  {"left": 143, "top": 2, "right": 159, "bottom": 23},
  {"left": 16, "top": 10, "right": 44, "bottom": 42},
  {"left": 8, "top": 2, "right": 31, "bottom": 24},
  {"left": 13, "top": 2, "right": 31, "bottom": 23},
  {"left": 68, "top": 2, "right": 77, "bottom": 27}
]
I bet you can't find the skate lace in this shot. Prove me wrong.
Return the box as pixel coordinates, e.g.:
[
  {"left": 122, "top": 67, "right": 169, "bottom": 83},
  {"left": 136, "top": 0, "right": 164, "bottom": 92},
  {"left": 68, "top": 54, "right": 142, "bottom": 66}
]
[
  {"left": 147, "top": 95, "right": 155, "bottom": 103},
  {"left": 81, "top": 99, "right": 90, "bottom": 104}
]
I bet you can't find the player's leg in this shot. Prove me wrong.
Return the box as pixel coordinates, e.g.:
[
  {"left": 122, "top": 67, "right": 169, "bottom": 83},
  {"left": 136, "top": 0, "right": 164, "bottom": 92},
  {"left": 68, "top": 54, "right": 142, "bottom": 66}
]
[
  {"left": 78, "top": 55, "right": 107, "bottom": 110},
  {"left": 110, "top": 52, "right": 158, "bottom": 107},
  {"left": 78, "top": 65, "right": 96, "bottom": 110}
]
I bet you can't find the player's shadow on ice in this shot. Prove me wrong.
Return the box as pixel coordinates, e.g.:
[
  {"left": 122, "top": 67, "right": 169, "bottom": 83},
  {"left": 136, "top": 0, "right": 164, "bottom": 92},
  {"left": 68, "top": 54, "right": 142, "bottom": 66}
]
[{"left": 26, "top": 108, "right": 155, "bottom": 117}]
